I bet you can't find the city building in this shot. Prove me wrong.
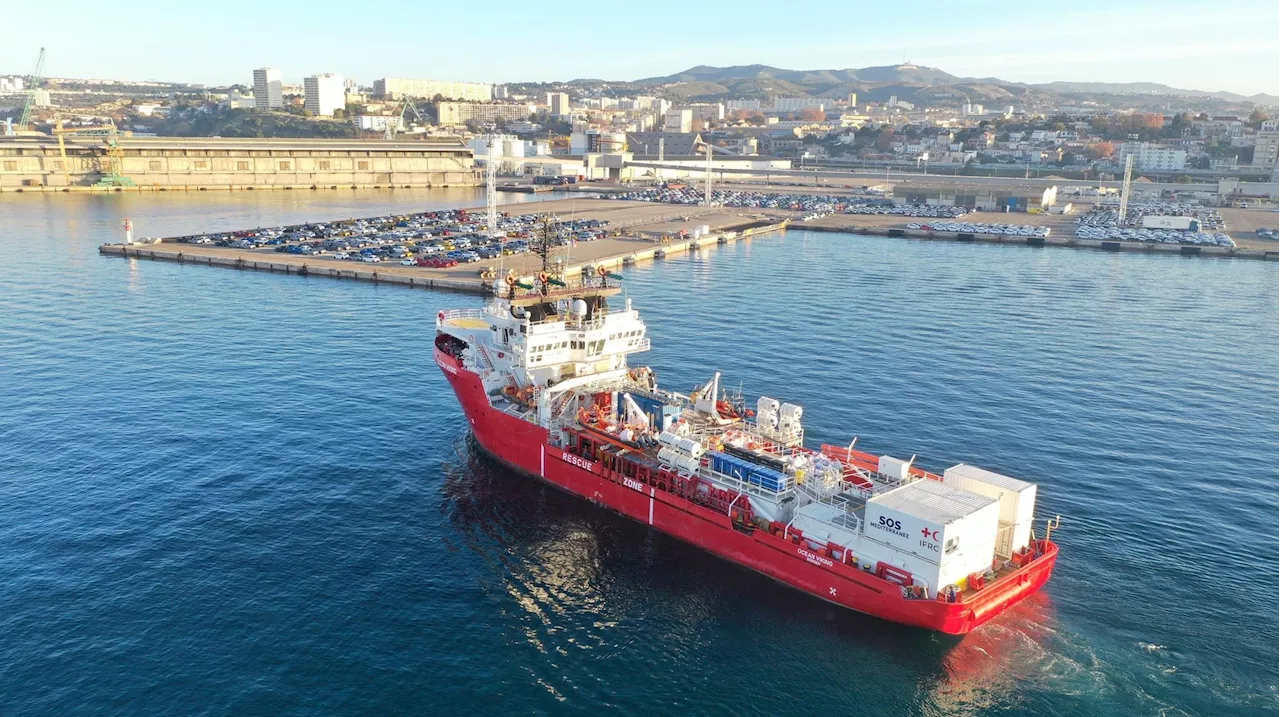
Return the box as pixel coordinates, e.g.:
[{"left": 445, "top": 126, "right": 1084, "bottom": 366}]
[
  {"left": 726, "top": 99, "right": 762, "bottom": 112},
  {"left": 252, "top": 67, "right": 284, "bottom": 110},
  {"left": 31, "top": 88, "right": 51, "bottom": 108},
  {"left": 547, "top": 92, "right": 570, "bottom": 116},
  {"left": 373, "top": 78, "right": 492, "bottom": 101},
  {"left": 1118, "top": 142, "right": 1187, "bottom": 171},
  {"left": 688, "top": 103, "right": 725, "bottom": 122},
  {"left": 435, "top": 101, "right": 536, "bottom": 126},
  {"left": 963, "top": 103, "right": 985, "bottom": 116},
  {"left": 663, "top": 109, "right": 693, "bottom": 133},
  {"left": 0, "top": 76, "right": 24, "bottom": 93},
  {"left": 1253, "top": 120, "right": 1278, "bottom": 170},
  {"left": 773, "top": 98, "right": 826, "bottom": 113},
  {"left": 355, "top": 115, "right": 404, "bottom": 132},
  {"left": 847, "top": 92, "right": 858, "bottom": 108},
  {"left": 303, "top": 74, "right": 345, "bottom": 117},
  {"left": 224, "top": 93, "right": 256, "bottom": 110}
]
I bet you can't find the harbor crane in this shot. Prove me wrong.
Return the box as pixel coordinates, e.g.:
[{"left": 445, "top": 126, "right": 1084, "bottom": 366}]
[
  {"left": 383, "top": 97, "right": 425, "bottom": 139},
  {"left": 17, "top": 47, "right": 47, "bottom": 132}
]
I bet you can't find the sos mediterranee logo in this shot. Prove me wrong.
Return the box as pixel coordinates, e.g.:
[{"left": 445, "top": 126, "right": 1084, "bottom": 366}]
[{"left": 873, "top": 515, "right": 909, "bottom": 540}]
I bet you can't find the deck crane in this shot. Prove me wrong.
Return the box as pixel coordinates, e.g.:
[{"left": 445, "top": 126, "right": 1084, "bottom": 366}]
[{"left": 17, "top": 47, "right": 47, "bottom": 131}]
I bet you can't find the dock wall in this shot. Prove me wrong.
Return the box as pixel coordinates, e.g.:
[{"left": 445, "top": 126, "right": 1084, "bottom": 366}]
[
  {"left": 0, "top": 136, "right": 480, "bottom": 191},
  {"left": 800, "top": 223, "right": 1279, "bottom": 261}
]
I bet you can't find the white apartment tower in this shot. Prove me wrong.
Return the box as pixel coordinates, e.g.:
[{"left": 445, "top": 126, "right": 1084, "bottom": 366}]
[
  {"left": 1253, "top": 120, "right": 1278, "bottom": 170},
  {"left": 547, "top": 92, "right": 570, "bottom": 117},
  {"left": 304, "top": 73, "right": 345, "bottom": 116},
  {"left": 252, "top": 67, "right": 284, "bottom": 110},
  {"left": 664, "top": 109, "right": 693, "bottom": 133}
]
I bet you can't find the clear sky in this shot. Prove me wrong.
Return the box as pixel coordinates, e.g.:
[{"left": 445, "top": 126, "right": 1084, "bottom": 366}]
[{"left": 2, "top": 0, "right": 1277, "bottom": 97}]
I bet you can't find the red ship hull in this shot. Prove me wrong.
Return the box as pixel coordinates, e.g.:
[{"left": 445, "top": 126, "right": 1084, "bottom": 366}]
[{"left": 436, "top": 347, "right": 1057, "bottom": 634}]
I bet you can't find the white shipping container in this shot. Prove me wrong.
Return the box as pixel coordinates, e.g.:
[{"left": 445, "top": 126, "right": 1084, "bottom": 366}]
[
  {"left": 943, "top": 464, "right": 1037, "bottom": 552},
  {"left": 877, "top": 455, "right": 912, "bottom": 481},
  {"left": 1141, "top": 215, "right": 1194, "bottom": 230},
  {"left": 863, "top": 480, "right": 1001, "bottom": 591}
]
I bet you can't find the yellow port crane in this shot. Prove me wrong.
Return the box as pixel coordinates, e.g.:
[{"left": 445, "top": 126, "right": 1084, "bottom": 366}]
[{"left": 53, "top": 117, "right": 135, "bottom": 188}]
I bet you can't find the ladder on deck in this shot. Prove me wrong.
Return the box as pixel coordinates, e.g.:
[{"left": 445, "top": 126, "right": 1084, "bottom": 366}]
[
  {"left": 550, "top": 391, "right": 576, "bottom": 419},
  {"left": 475, "top": 343, "right": 519, "bottom": 391}
]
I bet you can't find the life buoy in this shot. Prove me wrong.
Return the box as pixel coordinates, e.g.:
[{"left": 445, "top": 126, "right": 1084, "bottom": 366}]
[
  {"left": 597, "top": 265, "right": 608, "bottom": 276},
  {"left": 437, "top": 311, "right": 445, "bottom": 321},
  {"left": 504, "top": 274, "right": 516, "bottom": 286},
  {"left": 538, "top": 271, "right": 549, "bottom": 283}
]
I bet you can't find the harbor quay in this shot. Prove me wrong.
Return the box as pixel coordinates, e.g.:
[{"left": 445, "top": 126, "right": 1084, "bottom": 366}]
[
  {"left": 0, "top": 136, "right": 480, "bottom": 191},
  {"left": 98, "top": 198, "right": 792, "bottom": 294}
]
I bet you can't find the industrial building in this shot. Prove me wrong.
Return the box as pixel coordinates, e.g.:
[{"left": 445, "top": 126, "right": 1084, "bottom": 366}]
[
  {"left": 891, "top": 183, "right": 1059, "bottom": 212},
  {"left": 252, "top": 68, "right": 283, "bottom": 110},
  {"left": 303, "top": 74, "right": 345, "bottom": 117},
  {"left": 625, "top": 132, "right": 704, "bottom": 156},
  {"left": 0, "top": 136, "right": 478, "bottom": 189},
  {"left": 373, "top": 78, "right": 491, "bottom": 102},
  {"left": 434, "top": 102, "right": 536, "bottom": 127}
]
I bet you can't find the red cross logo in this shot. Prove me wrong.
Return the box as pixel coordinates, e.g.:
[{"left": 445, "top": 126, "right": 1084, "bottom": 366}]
[{"left": 921, "top": 527, "right": 939, "bottom": 541}]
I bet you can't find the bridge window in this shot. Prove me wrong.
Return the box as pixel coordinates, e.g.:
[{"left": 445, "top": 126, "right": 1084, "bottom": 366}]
[
  {"left": 237, "top": 161, "right": 250, "bottom": 171},
  {"left": 318, "top": 160, "right": 331, "bottom": 170},
  {"left": 357, "top": 161, "right": 370, "bottom": 170},
  {"left": 278, "top": 161, "right": 291, "bottom": 170},
  {"left": 1, "top": 161, "right": 14, "bottom": 171},
  {"left": 193, "top": 160, "right": 208, "bottom": 169},
  {"left": 148, "top": 160, "right": 163, "bottom": 170}
]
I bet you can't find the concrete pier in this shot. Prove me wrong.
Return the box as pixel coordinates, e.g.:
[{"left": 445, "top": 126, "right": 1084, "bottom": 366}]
[{"left": 97, "top": 196, "right": 792, "bottom": 293}]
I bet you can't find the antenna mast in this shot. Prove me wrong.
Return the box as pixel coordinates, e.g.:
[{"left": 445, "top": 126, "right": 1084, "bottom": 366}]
[
  {"left": 703, "top": 142, "right": 713, "bottom": 206},
  {"left": 486, "top": 134, "right": 502, "bottom": 281},
  {"left": 1118, "top": 154, "right": 1134, "bottom": 225}
]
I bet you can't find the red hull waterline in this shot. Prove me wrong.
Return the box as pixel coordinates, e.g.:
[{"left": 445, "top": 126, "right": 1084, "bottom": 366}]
[{"left": 437, "top": 347, "right": 1058, "bottom": 634}]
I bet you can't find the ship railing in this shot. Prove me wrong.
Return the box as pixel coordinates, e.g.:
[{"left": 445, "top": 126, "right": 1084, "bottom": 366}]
[
  {"left": 695, "top": 463, "right": 793, "bottom": 500},
  {"left": 436, "top": 308, "right": 487, "bottom": 328}
]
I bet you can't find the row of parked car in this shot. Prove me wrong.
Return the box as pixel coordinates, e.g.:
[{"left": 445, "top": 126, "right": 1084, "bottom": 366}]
[
  {"left": 172, "top": 208, "right": 612, "bottom": 268},
  {"left": 1077, "top": 202, "right": 1224, "bottom": 231},
  {"left": 907, "top": 221, "right": 1052, "bottom": 238},
  {"left": 610, "top": 187, "right": 970, "bottom": 219},
  {"left": 1073, "top": 225, "right": 1236, "bottom": 247},
  {"left": 843, "top": 202, "right": 969, "bottom": 218}
]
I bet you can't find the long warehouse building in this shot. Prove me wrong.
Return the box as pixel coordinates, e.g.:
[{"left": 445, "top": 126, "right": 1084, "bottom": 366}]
[{"left": 0, "top": 136, "right": 479, "bottom": 190}]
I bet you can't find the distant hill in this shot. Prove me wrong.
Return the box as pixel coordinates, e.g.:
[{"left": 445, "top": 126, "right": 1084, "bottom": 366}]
[{"left": 610, "top": 64, "right": 1278, "bottom": 107}]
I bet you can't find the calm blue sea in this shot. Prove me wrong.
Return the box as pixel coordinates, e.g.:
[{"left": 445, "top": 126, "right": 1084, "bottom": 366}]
[{"left": 1, "top": 190, "right": 1276, "bottom": 717}]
